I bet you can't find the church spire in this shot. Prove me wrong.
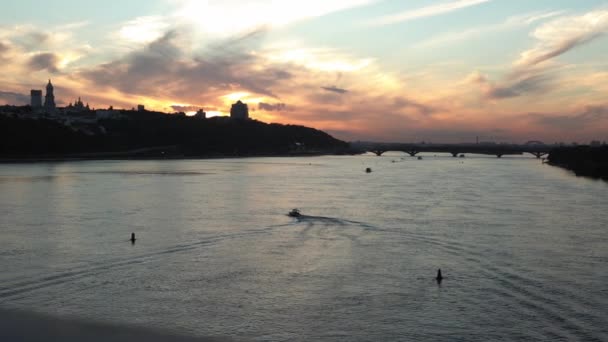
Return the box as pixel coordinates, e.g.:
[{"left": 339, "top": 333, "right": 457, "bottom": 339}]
[{"left": 44, "top": 79, "right": 56, "bottom": 110}]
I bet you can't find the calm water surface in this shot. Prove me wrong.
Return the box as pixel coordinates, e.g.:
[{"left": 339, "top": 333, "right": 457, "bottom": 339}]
[{"left": 1, "top": 154, "right": 607, "bottom": 341}]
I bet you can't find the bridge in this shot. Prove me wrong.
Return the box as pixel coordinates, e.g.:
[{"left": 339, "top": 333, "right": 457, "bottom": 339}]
[{"left": 356, "top": 141, "right": 551, "bottom": 159}]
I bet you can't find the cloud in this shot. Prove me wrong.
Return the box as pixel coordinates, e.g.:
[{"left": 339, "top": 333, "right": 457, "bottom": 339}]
[
  {"left": 258, "top": 102, "right": 288, "bottom": 111},
  {"left": 28, "top": 53, "right": 60, "bottom": 72},
  {"left": 25, "top": 31, "right": 50, "bottom": 45},
  {"left": 1, "top": 25, "right": 76, "bottom": 52},
  {"left": 0, "top": 91, "right": 29, "bottom": 105},
  {"left": 265, "top": 46, "right": 374, "bottom": 73},
  {"left": 170, "top": 105, "right": 203, "bottom": 112},
  {"left": 118, "top": 16, "right": 170, "bottom": 43},
  {"left": 473, "top": 71, "right": 555, "bottom": 99},
  {"left": 321, "top": 86, "right": 348, "bottom": 94},
  {"left": 367, "top": 0, "right": 492, "bottom": 27},
  {"left": 10, "top": 30, "right": 51, "bottom": 51},
  {"left": 82, "top": 29, "right": 291, "bottom": 100},
  {"left": 0, "top": 41, "right": 9, "bottom": 62},
  {"left": 465, "top": 71, "right": 488, "bottom": 84},
  {"left": 417, "top": 10, "right": 565, "bottom": 48},
  {"left": 529, "top": 105, "right": 608, "bottom": 130},
  {"left": 283, "top": 91, "right": 440, "bottom": 140},
  {"left": 469, "top": 10, "right": 608, "bottom": 102},
  {"left": 0, "top": 41, "right": 10, "bottom": 54},
  {"left": 172, "top": 0, "right": 377, "bottom": 35},
  {"left": 393, "top": 97, "right": 437, "bottom": 116},
  {"left": 516, "top": 10, "right": 608, "bottom": 67},
  {"left": 0, "top": 22, "right": 93, "bottom": 79}
]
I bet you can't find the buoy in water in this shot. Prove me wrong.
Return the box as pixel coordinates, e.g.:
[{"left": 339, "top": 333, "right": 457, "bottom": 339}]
[
  {"left": 365, "top": 167, "right": 372, "bottom": 173},
  {"left": 130, "top": 233, "right": 136, "bottom": 244},
  {"left": 436, "top": 269, "right": 443, "bottom": 283}
]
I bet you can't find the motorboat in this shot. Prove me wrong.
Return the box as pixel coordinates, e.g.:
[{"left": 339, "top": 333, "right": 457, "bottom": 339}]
[{"left": 288, "top": 208, "right": 301, "bottom": 217}]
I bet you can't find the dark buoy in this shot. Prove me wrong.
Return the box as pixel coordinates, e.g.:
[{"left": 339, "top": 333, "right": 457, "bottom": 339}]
[
  {"left": 365, "top": 167, "right": 372, "bottom": 173},
  {"left": 436, "top": 269, "right": 443, "bottom": 283},
  {"left": 130, "top": 233, "right": 136, "bottom": 244}
]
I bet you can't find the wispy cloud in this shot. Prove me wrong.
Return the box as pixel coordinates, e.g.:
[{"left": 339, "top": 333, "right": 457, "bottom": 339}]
[
  {"left": 118, "top": 16, "right": 170, "bottom": 44},
  {"left": 170, "top": 104, "right": 204, "bottom": 113},
  {"left": 516, "top": 10, "right": 608, "bottom": 67},
  {"left": 264, "top": 46, "right": 373, "bottom": 72},
  {"left": 0, "top": 91, "right": 29, "bottom": 104},
  {"left": 470, "top": 70, "right": 556, "bottom": 100},
  {"left": 258, "top": 102, "right": 288, "bottom": 111},
  {"left": 416, "top": 10, "right": 564, "bottom": 48},
  {"left": 172, "top": 0, "right": 377, "bottom": 35},
  {"left": 367, "top": 0, "right": 492, "bottom": 27},
  {"left": 469, "top": 10, "right": 608, "bottom": 102},
  {"left": 526, "top": 105, "right": 608, "bottom": 131},
  {"left": 321, "top": 86, "right": 348, "bottom": 94}
]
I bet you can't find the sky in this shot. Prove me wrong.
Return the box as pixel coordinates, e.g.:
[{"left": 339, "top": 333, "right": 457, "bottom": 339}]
[{"left": 1, "top": 0, "right": 607, "bottom": 143}]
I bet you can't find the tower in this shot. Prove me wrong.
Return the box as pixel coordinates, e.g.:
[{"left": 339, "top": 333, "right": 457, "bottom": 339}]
[
  {"left": 44, "top": 79, "right": 56, "bottom": 110},
  {"left": 30, "top": 90, "right": 42, "bottom": 108},
  {"left": 194, "top": 109, "right": 207, "bottom": 119},
  {"left": 230, "top": 100, "right": 249, "bottom": 120}
]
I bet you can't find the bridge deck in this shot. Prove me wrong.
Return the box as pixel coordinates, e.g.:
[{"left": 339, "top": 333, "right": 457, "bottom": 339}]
[{"left": 364, "top": 144, "right": 551, "bottom": 158}]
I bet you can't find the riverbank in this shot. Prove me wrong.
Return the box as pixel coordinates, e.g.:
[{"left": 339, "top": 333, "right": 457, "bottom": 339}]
[
  {"left": 0, "top": 115, "right": 351, "bottom": 161},
  {"left": 548, "top": 146, "right": 608, "bottom": 180}
]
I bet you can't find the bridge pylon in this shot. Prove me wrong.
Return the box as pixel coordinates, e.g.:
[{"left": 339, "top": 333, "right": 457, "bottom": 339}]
[{"left": 530, "top": 152, "right": 548, "bottom": 159}]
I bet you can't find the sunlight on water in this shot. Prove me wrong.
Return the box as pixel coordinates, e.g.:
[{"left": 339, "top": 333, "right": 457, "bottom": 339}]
[{"left": 1, "top": 155, "right": 607, "bottom": 341}]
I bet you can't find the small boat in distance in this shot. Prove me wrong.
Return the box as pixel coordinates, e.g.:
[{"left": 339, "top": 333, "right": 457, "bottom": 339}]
[{"left": 288, "top": 208, "right": 301, "bottom": 217}]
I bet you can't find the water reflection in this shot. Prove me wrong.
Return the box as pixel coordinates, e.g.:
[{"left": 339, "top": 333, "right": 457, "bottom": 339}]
[{"left": 0, "top": 156, "right": 607, "bottom": 341}]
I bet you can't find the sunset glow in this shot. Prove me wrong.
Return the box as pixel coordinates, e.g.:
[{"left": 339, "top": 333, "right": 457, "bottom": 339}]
[{"left": 1, "top": 0, "right": 607, "bottom": 143}]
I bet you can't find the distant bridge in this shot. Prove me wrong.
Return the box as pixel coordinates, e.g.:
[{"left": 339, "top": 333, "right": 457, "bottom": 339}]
[{"left": 357, "top": 142, "right": 551, "bottom": 159}]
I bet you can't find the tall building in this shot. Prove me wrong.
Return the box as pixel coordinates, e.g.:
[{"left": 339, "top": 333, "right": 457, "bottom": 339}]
[
  {"left": 44, "top": 79, "right": 56, "bottom": 110},
  {"left": 194, "top": 109, "right": 206, "bottom": 119},
  {"left": 230, "top": 100, "right": 249, "bottom": 120},
  {"left": 30, "top": 90, "right": 42, "bottom": 108}
]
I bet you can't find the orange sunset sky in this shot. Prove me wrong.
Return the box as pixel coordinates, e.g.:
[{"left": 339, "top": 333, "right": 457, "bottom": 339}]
[{"left": 1, "top": 0, "right": 607, "bottom": 143}]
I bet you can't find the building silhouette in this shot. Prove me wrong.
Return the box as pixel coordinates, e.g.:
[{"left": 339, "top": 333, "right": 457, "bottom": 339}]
[
  {"left": 44, "top": 79, "right": 56, "bottom": 110},
  {"left": 194, "top": 109, "right": 206, "bottom": 119},
  {"left": 230, "top": 100, "right": 249, "bottom": 120},
  {"left": 30, "top": 90, "right": 42, "bottom": 108},
  {"left": 74, "top": 97, "right": 85, "bottom": 109},
  {"left": 65, "top": 97, "right": 91, "bottom": 112}
]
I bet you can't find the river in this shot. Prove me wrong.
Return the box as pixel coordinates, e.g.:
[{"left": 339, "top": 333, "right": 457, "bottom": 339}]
[{"left": 1, "top": 154, "right": 607, "bottom": 341}]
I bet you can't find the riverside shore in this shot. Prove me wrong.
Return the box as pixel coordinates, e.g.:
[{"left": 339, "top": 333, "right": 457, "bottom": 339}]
[
  {"left": 548, "top": 146, "right": 608, "bottom": 180},
  {"left": 0, "top": 149, "right": 352, "bottom": 164}
]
